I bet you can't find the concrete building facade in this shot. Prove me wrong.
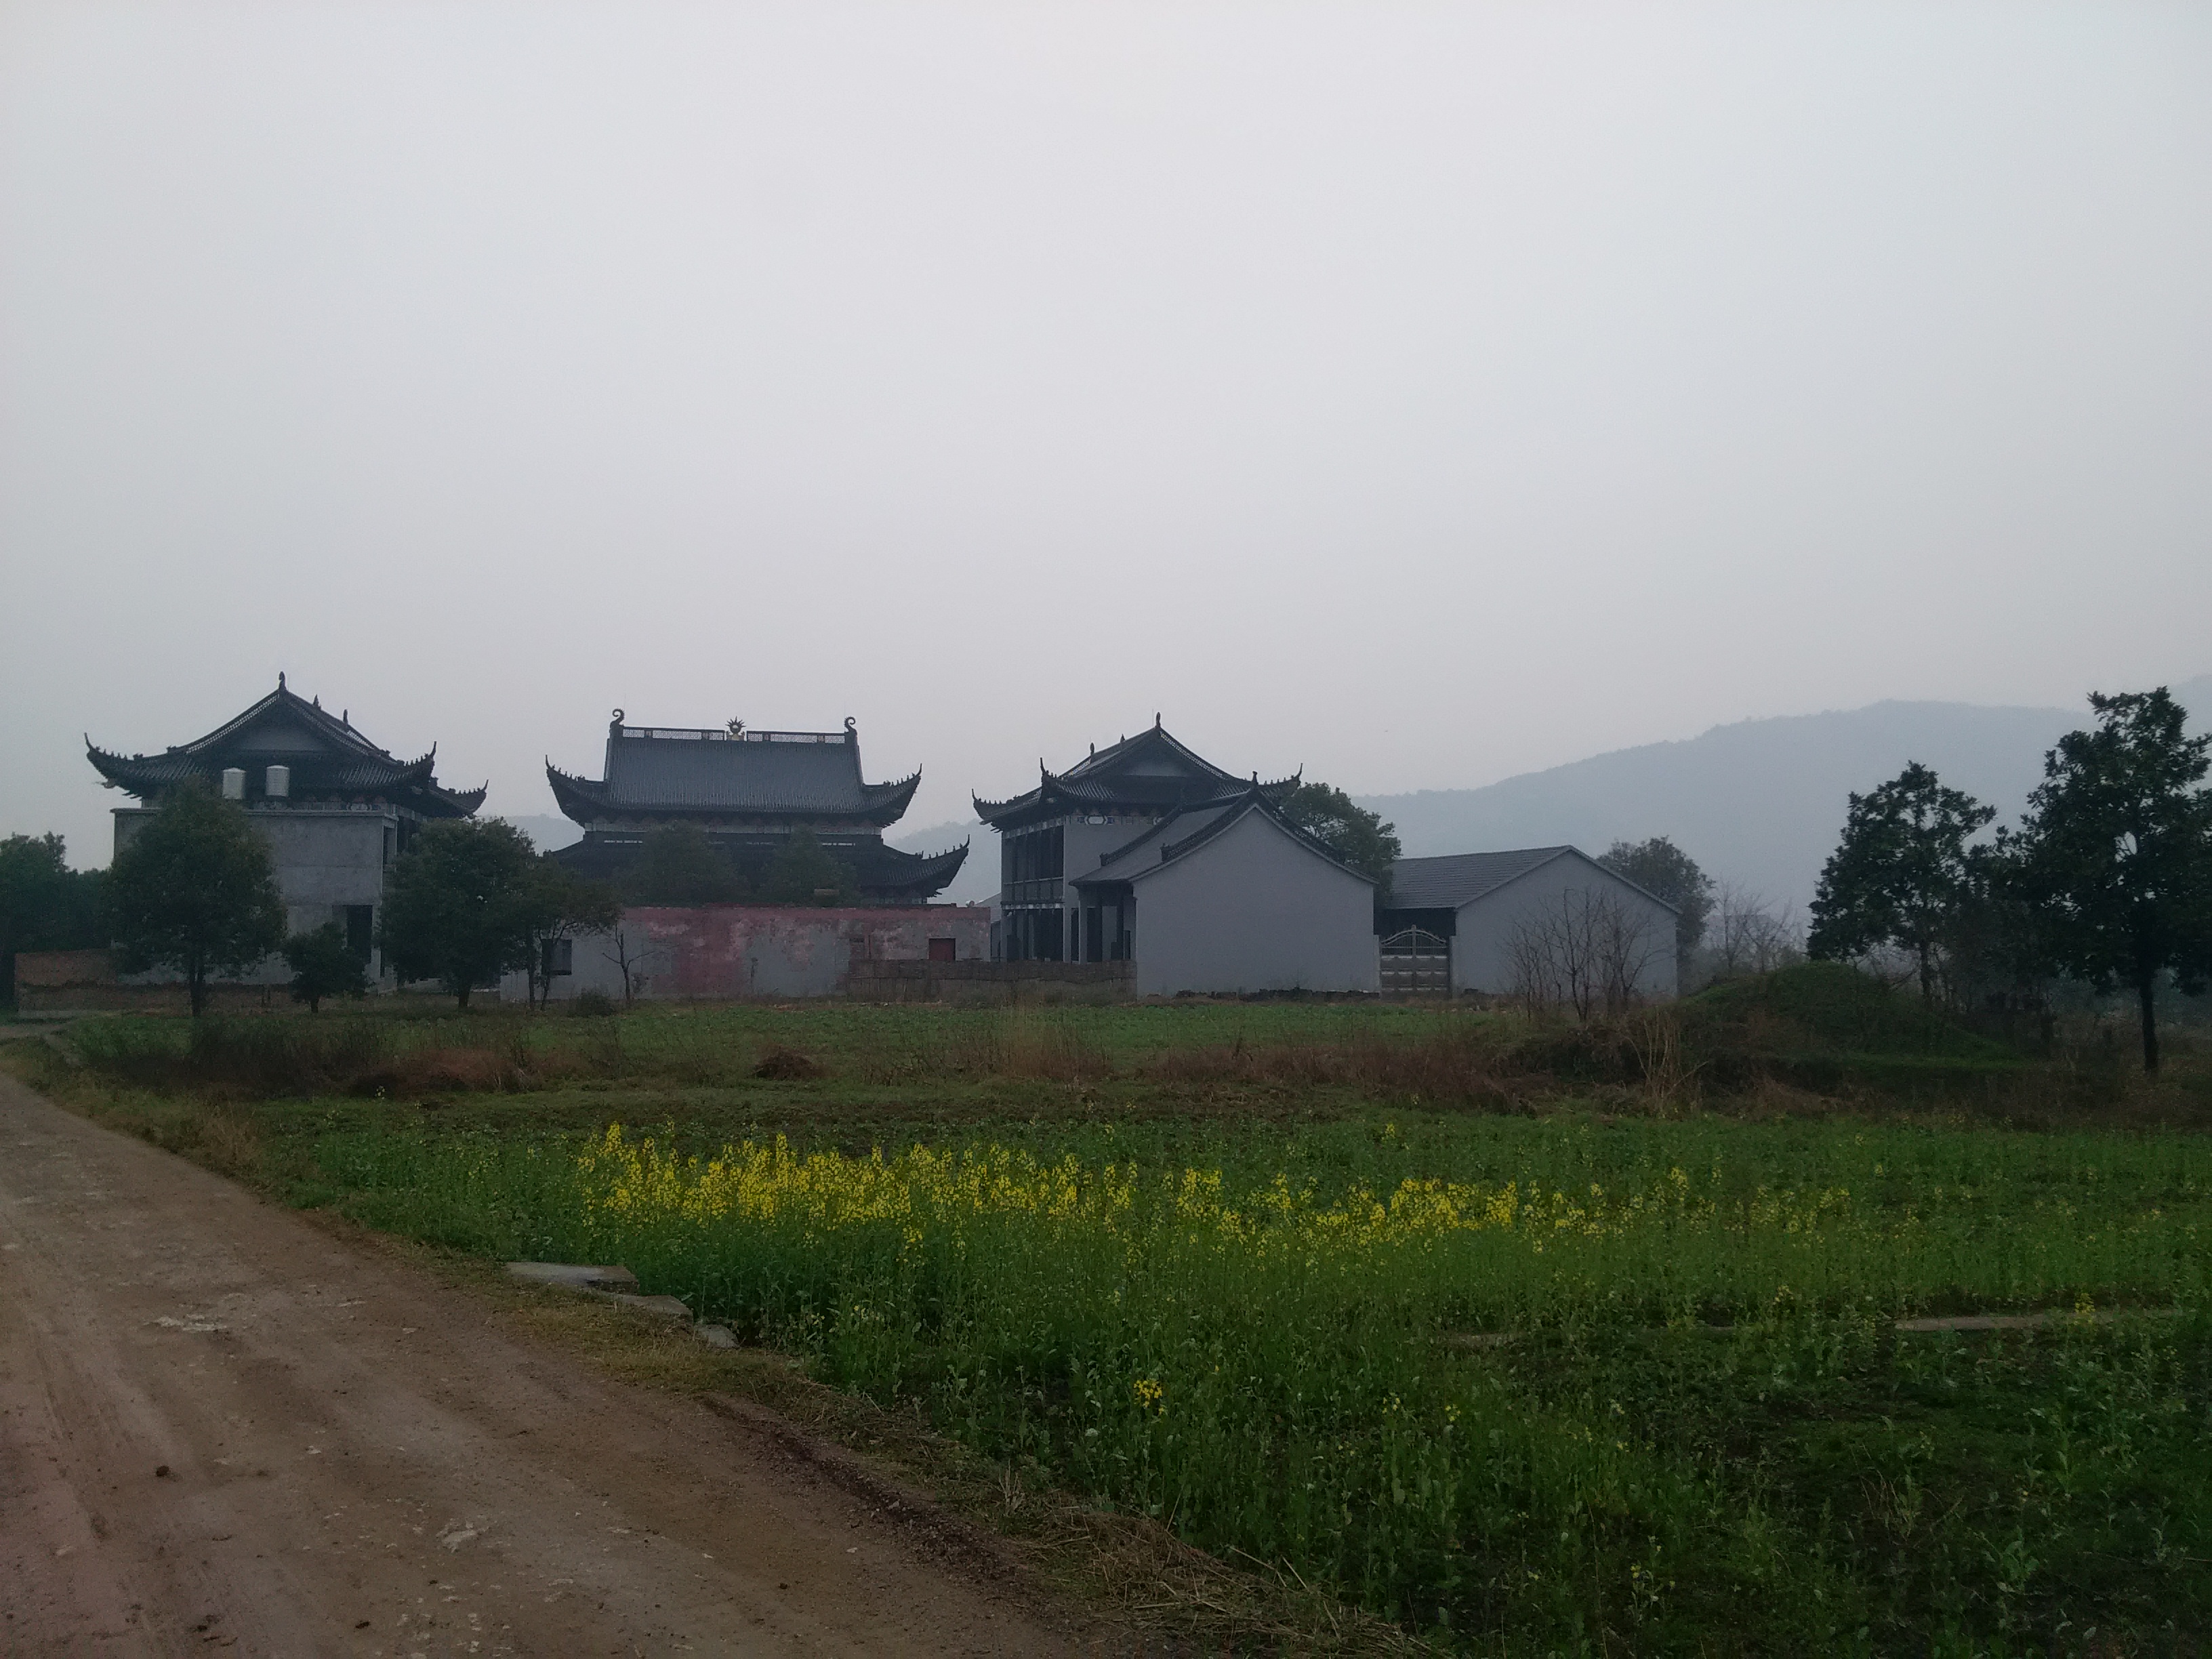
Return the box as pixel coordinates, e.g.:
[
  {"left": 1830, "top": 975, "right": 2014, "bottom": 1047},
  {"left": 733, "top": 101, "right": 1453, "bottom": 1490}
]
[{"left": 1073, "top": 797, "right": 1379, "bottom": 996}]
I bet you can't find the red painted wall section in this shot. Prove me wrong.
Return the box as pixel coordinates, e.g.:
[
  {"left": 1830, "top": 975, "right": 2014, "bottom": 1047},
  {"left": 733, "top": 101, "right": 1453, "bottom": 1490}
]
[{"left": 623, "top": 905, "right": 991, "bottom": 1000}]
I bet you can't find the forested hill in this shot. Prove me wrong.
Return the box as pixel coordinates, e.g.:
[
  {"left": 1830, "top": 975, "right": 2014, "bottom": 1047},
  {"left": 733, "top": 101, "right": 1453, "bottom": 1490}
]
[{"left": 1356, "top": 677, "right": 2212, "bottom": 911}]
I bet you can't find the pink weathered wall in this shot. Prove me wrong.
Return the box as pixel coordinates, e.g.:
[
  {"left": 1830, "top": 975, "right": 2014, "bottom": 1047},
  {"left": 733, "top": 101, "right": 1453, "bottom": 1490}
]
[{"left": 592, "top": 905, "right": 991, "bottom": 1000}]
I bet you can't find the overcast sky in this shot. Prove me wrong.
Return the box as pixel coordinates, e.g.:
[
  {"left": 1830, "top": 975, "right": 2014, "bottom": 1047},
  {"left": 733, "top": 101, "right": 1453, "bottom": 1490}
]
[{"left": 4, "top": 1, "right": 2208, "bottom": 863}]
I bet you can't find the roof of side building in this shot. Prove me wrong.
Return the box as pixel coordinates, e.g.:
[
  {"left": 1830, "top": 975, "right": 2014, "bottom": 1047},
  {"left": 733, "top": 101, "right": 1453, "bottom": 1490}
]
[
  {"left": 1387, "top": 846, "right": 1679, "bottom": 912},
  {"left": 1073, "top": 786, "right": 1374, "bottom": 888}
]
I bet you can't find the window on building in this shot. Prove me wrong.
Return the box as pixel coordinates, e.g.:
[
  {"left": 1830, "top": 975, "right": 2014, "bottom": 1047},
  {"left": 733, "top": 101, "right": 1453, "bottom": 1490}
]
[
  {"left": 343, "top": 905, "right": 375, "bottom": 962},
  {"left": 928, "top": 937, "right": 957, "bottom": 962},
  {"left": 544, "top": 938, "right": 574, "bottom": 978}
]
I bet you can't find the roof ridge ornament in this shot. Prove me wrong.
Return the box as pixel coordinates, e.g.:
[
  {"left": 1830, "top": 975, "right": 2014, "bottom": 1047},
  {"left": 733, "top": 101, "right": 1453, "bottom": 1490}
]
[{"left": 278, "top": 671, "right": 286, "bottom": 691}]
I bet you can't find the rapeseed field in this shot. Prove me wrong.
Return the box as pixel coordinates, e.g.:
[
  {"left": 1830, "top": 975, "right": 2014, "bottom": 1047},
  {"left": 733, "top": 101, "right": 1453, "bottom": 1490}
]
[{"left": 322, "top": 1111, "right": 2212, "bottom": 1652}]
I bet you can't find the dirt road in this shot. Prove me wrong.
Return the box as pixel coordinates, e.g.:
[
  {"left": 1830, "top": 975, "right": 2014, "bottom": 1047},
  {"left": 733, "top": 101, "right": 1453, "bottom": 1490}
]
[{"left": 0, "top": 1073, "right": 1086, "bottom": 1656}]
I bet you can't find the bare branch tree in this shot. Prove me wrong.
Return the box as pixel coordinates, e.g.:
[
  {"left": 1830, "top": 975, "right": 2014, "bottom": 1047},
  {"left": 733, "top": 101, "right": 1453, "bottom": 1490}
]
[
  {"left": 1508, "top": 888, "right": 1660, "bottom": 1019},
  {"left": 1591, "top": 893, "right": 1659, "bottom": 1017},
  {"left": 598, "top": 926, "right": 670, "bottom": 1006},
  {"left": 1697, "top": 884, "right": 1807, "bottom": 985}
]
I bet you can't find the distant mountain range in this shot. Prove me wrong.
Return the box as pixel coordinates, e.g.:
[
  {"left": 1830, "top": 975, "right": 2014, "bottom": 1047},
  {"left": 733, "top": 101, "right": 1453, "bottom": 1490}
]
[
  {"left": 534, "top": 676, "right": 2212, "bottom": 914},
  {"left": 1359, "top": 676, "right": 2212, "bottom": 912}
]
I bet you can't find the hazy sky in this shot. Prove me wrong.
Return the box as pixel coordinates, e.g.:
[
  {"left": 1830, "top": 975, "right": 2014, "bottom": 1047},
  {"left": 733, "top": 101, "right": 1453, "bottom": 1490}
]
[{"left": 5, "top": 1, "right": 2208, "bottom": 864}]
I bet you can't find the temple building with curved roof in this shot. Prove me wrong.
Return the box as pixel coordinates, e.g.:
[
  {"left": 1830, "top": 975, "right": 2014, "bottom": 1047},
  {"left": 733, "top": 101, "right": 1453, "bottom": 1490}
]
[
  {"left": 546, "top": 712, "right": 966, "bottom": 903},
  {"left": 973, "top": 718, "right": 1379, "bottom": 994},
  {"left": 86, "top": 675, "right": 486, "bottom": 980}
]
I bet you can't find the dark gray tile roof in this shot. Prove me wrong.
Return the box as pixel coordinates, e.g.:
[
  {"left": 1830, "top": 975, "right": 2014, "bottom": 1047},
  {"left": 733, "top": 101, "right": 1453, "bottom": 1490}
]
[
  {"left": 86, "top": 680, "right": 484, "bottom": 817},
  {"left": 1386, "top": 846, "right": 1681, "bottom": 914},
  {"left": 604, "top": 733, "right": 872, "bottom": 811},
  {"left": 973, "top": 721, "right": 1296, "bottom": 825},
  {"left": 1385, "top": 847, "right": 1576, "bottom": 909},
  {"left": 550, "top": 725, "right": 920, "bottom": 825},
  {"left": 1073, "top": 790, "right": 1375, "bottom": 888},
  {"left": 1075, "top": 803, "right": 1235, "bottom": 884},
  {"left": 550, "top": 828, "right": 968, "bottom": 899}
]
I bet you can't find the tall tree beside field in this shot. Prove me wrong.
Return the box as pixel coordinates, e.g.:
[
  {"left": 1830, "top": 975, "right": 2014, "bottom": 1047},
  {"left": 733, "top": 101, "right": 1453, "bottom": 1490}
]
[
  {"left": 2007, "top": 689, "right": 2212, "bottom": 1073},
  {"left": 1597, "top": 836, "right": 1713, "bottom": 971},
  {"left": 376, "top": 819, "right": 541, "bottom": 1010},
  {"left": 1808, "top": 763, "right": 1994, "bottom": 1004},
  {"left": 104, "top": 785, "right": 287, "bottom": 1017},
  {"left": 1281, "top": 781, "right": 1401, "bottom": 894}
]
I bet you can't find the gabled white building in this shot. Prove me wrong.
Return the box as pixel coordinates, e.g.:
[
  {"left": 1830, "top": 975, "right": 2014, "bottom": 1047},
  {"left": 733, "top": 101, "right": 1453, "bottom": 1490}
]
[
  {"left": 1378, "top": 846, "right": 1678, "bottom": 1000},
  {"left": 976, "top": 722, "right": 1379, "bottom": 996}
]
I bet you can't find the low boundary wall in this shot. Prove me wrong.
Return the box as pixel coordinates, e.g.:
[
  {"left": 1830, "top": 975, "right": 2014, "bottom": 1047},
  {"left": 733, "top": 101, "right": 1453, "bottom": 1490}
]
[{"left": 513, "top": 905, "right": 995, "bottom": 1002}]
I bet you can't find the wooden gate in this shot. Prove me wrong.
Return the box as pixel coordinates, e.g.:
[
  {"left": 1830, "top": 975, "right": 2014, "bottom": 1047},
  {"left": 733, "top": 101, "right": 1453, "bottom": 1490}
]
[{"left": 1379, "top": 926, "right": 1451, "bottom": 996}]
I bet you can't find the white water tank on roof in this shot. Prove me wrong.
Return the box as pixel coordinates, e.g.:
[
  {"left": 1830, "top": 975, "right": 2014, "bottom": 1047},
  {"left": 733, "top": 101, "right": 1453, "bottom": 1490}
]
[
  {"left": 221, "top": 767, "right": 245, "bottom": 800},
  {"left": 266, "top": 764, "right": 290, "bottom": 798}
]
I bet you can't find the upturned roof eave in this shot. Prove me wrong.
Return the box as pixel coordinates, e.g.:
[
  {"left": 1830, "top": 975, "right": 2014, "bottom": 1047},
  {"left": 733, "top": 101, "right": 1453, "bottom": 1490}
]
[{"left": 858, "top": 768, "right": 923, "bottom": 827}]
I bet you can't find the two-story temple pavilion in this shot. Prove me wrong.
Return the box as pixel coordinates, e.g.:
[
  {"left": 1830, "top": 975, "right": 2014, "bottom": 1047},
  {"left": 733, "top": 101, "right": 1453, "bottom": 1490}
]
[
  {"left": 546, "top": 712, "right": 967, "bottom": 903},
  {"left": 974, "top": 718, "right": 1301, "bottom": 962},
  {"left": 85, "top": 675, "right": 486, "bottom": 975}
]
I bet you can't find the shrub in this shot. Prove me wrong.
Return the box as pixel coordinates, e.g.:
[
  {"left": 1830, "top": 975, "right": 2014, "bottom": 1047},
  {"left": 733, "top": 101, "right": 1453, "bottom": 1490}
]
[{"left": 753, "top": 1044, "right": 823, "bottom": 1080}]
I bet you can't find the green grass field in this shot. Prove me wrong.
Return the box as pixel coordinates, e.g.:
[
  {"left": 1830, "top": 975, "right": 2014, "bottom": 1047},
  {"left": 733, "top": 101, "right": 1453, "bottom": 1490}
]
[{"left": 14, "top": 973, "right": 2212, "bottom": 1655}]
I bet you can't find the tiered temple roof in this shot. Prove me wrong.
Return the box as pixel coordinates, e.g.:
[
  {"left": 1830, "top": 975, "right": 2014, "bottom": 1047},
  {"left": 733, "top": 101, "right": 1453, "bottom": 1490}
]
[
  {"left": 973, "top": 718, "right": 1299, "bottom": 832},
  {"left": 548, "top": 716, "right": 920, "bottom": 828},
  {"left": 86, "top": 676, "right": 485, "bottom": 817},
  {"left": 546, "top": 713, "right": 964, "bottom": 903}
]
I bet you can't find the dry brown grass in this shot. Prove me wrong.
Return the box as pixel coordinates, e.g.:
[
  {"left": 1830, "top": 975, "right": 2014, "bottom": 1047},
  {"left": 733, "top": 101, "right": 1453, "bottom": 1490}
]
[{"left": 1143, "top": 1021, "right": 1526, "bottom": 1109}]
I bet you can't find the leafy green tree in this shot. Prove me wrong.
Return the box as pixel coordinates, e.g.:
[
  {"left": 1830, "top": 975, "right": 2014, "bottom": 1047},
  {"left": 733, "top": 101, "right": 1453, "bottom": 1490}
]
[
  {"left": 283, "top": 922, "right": 369, "bottom": 1012},
  {"left": 1597, "top": 836, "right": 1714, "bottom": 967},
  {"left": 105, "top": 784, "right": 287, "bottom": 1017},
  {"left": 1279, "top": 781, "right": 1401, "bottom": 894},
  {"left": 376, "top": 819, "right": 541, "bottom": 1009},
  {"left": 624, "top": 823, "right": 747, "bottom": 905},
  {"left": 2008, "top": 689, "right": 2212, "bottom": 1073},
  {"left": 1807, "top": 763, "right": 1994, "bottom": 1004},
  {"left": 518, "top": 861, "right": 622, "bottom": 1009},
  {"left": 759, "top": 830, "right": 859, "bottom": 906},
  {"left": 1, "top": 834, "right": 106, "bottom": 1000}
]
